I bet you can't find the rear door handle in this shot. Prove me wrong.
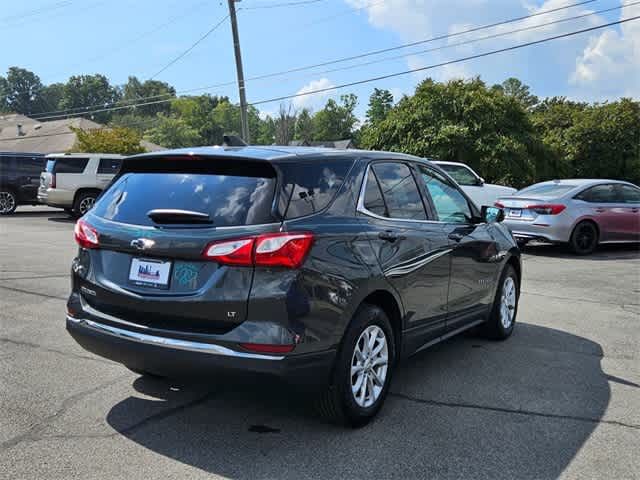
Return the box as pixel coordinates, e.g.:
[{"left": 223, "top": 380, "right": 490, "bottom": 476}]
[
  {"left": 448, "top": 232, "right": 465, "bottom": 242},
  {"left": 595, "top": 208, "right": 606, "bottom": 213},
  {"left": 378, "top": 231, "right": 405, "bottom": 242}
]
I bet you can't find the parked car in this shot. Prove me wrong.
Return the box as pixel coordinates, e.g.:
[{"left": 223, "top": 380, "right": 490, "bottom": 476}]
[
  {"left": 66, "top": 146, "right": 521, "bottom": 426},
  {"left": 433, "top": 161, "right": 516, "bottom": 207},
  {"left": 38, "top": 153, "right": 124, "bottom": 216},
  {"left": 497, "top": 179, "right": 640, "bottom": 254},
  {"left": 0, "top": 152, "right": 46, "bottom": 215}
]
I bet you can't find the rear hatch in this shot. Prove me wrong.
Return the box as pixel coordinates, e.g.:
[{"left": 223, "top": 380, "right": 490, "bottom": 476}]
[
  {"left": 79, "top": 155, "right": 280, "bottom": 334},
  {"left": 39, "top": 159, "right": 56, "bottom": 192}
]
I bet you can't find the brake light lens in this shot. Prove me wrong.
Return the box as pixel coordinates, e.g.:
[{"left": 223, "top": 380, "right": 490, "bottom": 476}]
[
  {"left": 74, "top": 219, "right": 99, "bottom": 249},
  {"left": 526, "top": 204, "right": 566, "bottom": 215},
  {"left": 203, "top": 232, "right": 314, "bottom": 268},
  {"left": 494, "top": 201, "right": 505, "bottom": 208},
  {"left": 239, "top": 342, "right": 295, "bottom": 354},
  {"left": 51, "top": 174, "right": 56, "bottom": 188},
  {"left": 254, "top": 233, "right": 314, "bottom": 268}
]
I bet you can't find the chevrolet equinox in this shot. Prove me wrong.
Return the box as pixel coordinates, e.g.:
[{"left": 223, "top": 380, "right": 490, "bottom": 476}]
[{"left": 66, "top": 146, "right": 521, "bottom": 426}]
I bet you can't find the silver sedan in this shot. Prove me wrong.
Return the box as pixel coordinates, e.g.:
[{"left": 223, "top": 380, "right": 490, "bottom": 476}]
[{"left": 497, "top": 179, "right": 640, "bottom": 254}]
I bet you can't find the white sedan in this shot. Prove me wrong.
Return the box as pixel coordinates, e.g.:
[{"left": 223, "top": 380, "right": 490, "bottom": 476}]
[{"left": 433, "top": 161, "right": 516, "bottom": 208}]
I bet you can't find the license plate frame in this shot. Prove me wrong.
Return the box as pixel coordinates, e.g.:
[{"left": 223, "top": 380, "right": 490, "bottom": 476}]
[
  {"left": 509, "top": 208, "right": 522, "bottom": 217},
  {"left": 128, "top": 258, "right": 172, "bottom": 289}
]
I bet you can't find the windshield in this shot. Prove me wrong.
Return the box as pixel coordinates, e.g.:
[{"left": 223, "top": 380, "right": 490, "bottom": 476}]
[
  {"left": 92, "top": 172, "right": 277, "bottom": 227},
  {"left": 437, "top": 164, "right": 479, "bottom": 186}
]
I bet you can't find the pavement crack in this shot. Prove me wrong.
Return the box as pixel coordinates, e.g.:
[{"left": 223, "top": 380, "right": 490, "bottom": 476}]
[
  {"left": 389, "top": 392, "right": 640, "bottom": 430},
  {"left": 521, "top": 290, "right": 639, "bottom": 309},
  {"left": 0, "top": 375, "right": 129, "bottom": 452},
  {"left": 0, "top": 274, "right": 69, "bottom": 281},
  {"left": 0, "top": 284, "right": 67, "bottom": 301},
  {"left": 0, "top": 337, "right": 115, "bottom": 365}
]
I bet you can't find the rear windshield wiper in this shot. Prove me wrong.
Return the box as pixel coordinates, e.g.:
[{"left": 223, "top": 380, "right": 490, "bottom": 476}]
[{"left": 147, "top": 209, "right": 213, "bottom": 225}]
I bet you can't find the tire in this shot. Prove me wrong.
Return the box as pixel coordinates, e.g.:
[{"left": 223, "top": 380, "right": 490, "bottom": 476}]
[
  {"left": 482, "top": 264, "right": 519, "bottom": 340},
  {"left": 0, "top": 189, "right": 18, "bottom": 215},
  {"left": 73, "top": 191, "right": 98, "bottom": 217},
  {"left": 316, "top": 304, "right": 396, "bottom": 427},
  {"left": 570, "top": 221, "right": 598, "bottom": 255},
  {"left": 64, "top": 208, "right": 74, "bottom": 216}
]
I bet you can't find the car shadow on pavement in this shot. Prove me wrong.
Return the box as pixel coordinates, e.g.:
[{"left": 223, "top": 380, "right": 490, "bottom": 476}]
[
  {"left": 106, "top": 323, "right": 610, "bottom": 479},
  {"left": 523, "top": 242, "right": 640, "bottom": 260}
]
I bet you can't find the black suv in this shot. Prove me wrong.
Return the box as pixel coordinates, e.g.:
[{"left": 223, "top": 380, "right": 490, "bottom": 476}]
[
  {"left": 0, "top": 152, "right": 46, "bottom": 214},
  {"left": 67, "top": 147, "right": 521, "bottom": 426}
]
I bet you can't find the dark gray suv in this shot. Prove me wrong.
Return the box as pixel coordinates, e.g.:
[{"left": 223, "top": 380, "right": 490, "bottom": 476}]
[{"left": 67, "top": 146, "right": 521, "bottom": 426}]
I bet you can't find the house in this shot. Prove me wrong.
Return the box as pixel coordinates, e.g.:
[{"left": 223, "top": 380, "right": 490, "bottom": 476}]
[
  {"left": 0, "top": 113, "right": 164, "bottom": 154},
  {"left": 287, "top": 139, "right": 356, "bottom": 149}
]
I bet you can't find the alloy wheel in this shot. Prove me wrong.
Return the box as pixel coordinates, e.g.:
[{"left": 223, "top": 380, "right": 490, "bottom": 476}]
[
  {"left": 0, "top": 191, "right": 16, "bottom": 214},
  {"left": 575, "top": 224, "right": 595, "bottom": 251},
  {"left": 500, "top": 276, "right": 517, "bottom": 329},
  {"left": 351, "top": 325, "right": 389, "bottom": 408},
  {"left": 79, "top": 196, "right": 96, "bottom": 215}
]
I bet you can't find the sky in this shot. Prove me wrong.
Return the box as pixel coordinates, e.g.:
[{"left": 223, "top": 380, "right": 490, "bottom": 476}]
[{"left": 0, "top": 0, "right": 638, "bottom": 120}]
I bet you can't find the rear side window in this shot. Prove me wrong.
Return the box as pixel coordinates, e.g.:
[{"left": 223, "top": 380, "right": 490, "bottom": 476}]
[
  {"left": 92, "top": 172, "right": 277, "bottom": 227},
  {"left": 0, "top": 156, "right": 15, "bottom": 172},
  {"left": 362, "top": 169, "right": 387, "bottom": 216},
  {"left": 437, "top": 163, "right": 479, "bottom": 186},
  {"left": 98, "top": 158, "right": 122, "bottom": 175},
  {"left": 371, "top": 162, "right": 427, "bottom": 220},
  {"left": 575, "top": 184, "right": 618, "bottom": 203},
  {"left": 15, "top": 157, "right": 44, "bottom": 176},
  {"left": 50, "top": 158, "right": 89, "bottom": 174},
  {"left": 278, "top": 158, "right": 353, "bottom": 219}
]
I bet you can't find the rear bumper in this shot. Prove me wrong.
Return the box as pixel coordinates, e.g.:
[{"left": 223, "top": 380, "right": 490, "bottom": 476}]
[
  {"left": 38, "top": 188, "right": 73, "bottom": 207},
  {"left": 503, "top": 219, "right": 571, "bottom": 243},
  {"left": 66, "top": 316, "right": 335, "bottom": 387}
]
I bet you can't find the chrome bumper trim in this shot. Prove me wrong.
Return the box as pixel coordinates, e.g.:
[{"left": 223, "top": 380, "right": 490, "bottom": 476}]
[{"left": 67, "top": 316, "right": 285, "bottom": 361}]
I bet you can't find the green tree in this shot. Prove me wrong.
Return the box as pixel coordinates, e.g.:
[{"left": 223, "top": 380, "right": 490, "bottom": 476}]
[
  {"left": 122, "top": 76, "right": 176, "bottom": 116},
  {"left": 71, "top": 126, "right": 146, "bottom": 154},
  {"left": 294, "top": 108, "right": 313, "bottom": 143},
  {"left": 144, "top": 114, "right": 202, "bottom": 148},
  {"left": 36, "top": 82, "right": 65, "bottom": 114},
  {"left": 366, "top": 88, "right": 394, "bottom": 125},
  {"left": 361, "top": 78, "right": 542, "bottom": 187},
  {"left": 312, "top": 94, "right": 358, "bottom": 140},
  {"left": 3, "top": 67, "right": 44, "bottom": 115},
  {"left": 256, "top": 115, "right": 276, "bottom": 145},
  {"left": 0, "top": 76, "right": 9, "bottom": 112},
  {"left": 495, "top": 77, "right": 539, "bottom": 110},
  {"left": 60, "top": 74, "right": 120, "bottom": 123}
]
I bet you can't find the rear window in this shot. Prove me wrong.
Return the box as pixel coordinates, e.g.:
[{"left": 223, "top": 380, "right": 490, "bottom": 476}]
[
  {"left": 517, "top": 183, "right": 575, "bottom": 197},
  {"left": 277, "top": 158, "right": 353, "bottom": 219},
  {"left": 47, "top": 158, "right": 89, "bottom": 174},
  {"left": 436, "top": 163, "right": 479, "bottom": 186},
  {"left": 92, "top": 172, "right": 277, "bottom": 227}
]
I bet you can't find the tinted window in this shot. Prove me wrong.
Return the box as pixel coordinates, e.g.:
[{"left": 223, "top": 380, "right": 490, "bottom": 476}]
[
  {"left": 518, "top": 183, "right": 575, "bottom": 197},
  {"left": 618, "top": 185, "right": 640, "bottom": 204},
  {"left": 0, "top": 156, "right": 15, "bottom": 173},
  {"left": 576, "top": 184, "right": 618, "bottom": 203},
  {"left": 52, "top": 158, "right": 89, "bottom": 174},
  {"left": 98, "top": 158, "right": 122, "bottom": 175},
  {"left": 15, "top": 157, "right": 44, "bottom": 176},
  {"left": 371, "top": 162, "right": 426, "bottom": 220},
  {"left": 279, "top": 158, "right": 353, "bottom": 219},
  {"left": 92, "top": 172, "right": 276, "bottom": 227},
  {"left": 419, "top": 166, "right": 472, "bottom": 223},
  {"left": 362, "top": 169, "right": 387, "bottom": 216},
  {"left": 437, "top": 163, "right": 479, "bottom": 186}
]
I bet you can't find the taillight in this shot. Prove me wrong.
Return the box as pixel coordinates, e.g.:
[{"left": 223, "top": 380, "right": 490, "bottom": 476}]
[
  {"left": 51, "top": 174, "right": 56, "bottom": 188},
  {"left": 74, "top": 219, "right": 99, "bottom": 249},
  {"left": 254, "top": 233, "right": 314, "bottom": 268},
  {"left": 494, "top": 201, "right": 505, "bottom": 208},
  {"left": 526, "top": 204, "right": 566, "bottom": 215},
  {"left": 239, "top": 342, "right": 295, "bottom": 354},
  {"left": 203, "top": 232, "right": 314, "bottom": 268}
]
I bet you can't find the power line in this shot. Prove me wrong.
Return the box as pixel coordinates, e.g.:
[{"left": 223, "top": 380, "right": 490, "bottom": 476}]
[
  {"left": 29, "top": 0, "right": 600, "bottom": 120},
  {"left": 248, "top": 16, "right": 640, "bottom": 106},
  {"left": 149, "top": 13, "right": 230, "bottom": 79},
  {"left": 6, "top": 14, "right": 638, "bottom": 135},
  {"left": 0, "top": 1, "right": 74, "bottom": 24},
  {"left": 242, "top": 0, "right": 324, "bottom": 9}
]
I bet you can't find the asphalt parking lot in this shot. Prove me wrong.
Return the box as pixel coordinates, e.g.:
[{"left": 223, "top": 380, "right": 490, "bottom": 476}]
[{"left": 1, "top": 207, "right": 639, "bottom": 480}]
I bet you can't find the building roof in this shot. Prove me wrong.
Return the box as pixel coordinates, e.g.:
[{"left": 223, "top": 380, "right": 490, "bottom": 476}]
[{"left": 0, "top": 114, "right": 165, "bottom": 154}]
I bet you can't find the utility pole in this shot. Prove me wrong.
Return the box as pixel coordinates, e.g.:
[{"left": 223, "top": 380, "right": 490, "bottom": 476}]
[{"left": 227, "top": 0, "right": 250, "bottom": 143}]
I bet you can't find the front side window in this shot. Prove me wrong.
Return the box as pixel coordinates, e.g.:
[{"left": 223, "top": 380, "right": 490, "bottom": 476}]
[
  {"left": 419, "top": 166, "right": 472, "bottom": 223},
  {"left": 370, "top": 162, "right": 427, "bottom": 220},
  {"left": 98, "top": 158, "right": 122, "bottom": 175},
  {"left": 618, "top": 185, "right": 640, "bottom": 204},
  {"left": 437, "top": 163, "right": 479, "bottom": 186}
]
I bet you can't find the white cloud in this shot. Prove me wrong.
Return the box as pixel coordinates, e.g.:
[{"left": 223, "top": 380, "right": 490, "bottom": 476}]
[
  {"left": 293, "top": 77, "right": 335, "bottom": 110},
  {"left": 570, "top": 4, "right": 640, "bottom": 99}
]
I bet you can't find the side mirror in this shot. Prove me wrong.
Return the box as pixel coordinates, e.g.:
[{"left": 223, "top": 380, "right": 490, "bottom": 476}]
[
  {"left": 481, "top": 205, "right": 504, "bottom": 223},
  {"left": 477, "top": 177, "right": 485, "bottom": 186}
]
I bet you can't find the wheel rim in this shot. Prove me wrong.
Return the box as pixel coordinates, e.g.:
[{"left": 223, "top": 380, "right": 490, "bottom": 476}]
[
  {"left": 0, "top": 191, "right": 16, "bottom": 213},
  {"left": 575, "top": 224, "right": 595, "bottom": 251},
  {"left": 79, "top": 196, "right": 95, "bottom": 215},
  {"left": 500, "top": 276, "right": 517, "bottom": 329},
  {"left": 351, "top": 325, "right": 389, "bottom": 408}
]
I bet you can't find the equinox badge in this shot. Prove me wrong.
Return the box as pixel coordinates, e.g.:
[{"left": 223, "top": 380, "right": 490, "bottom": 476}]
[{"left": 131, "top": 238, "right": 155, "bottom": 250}]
